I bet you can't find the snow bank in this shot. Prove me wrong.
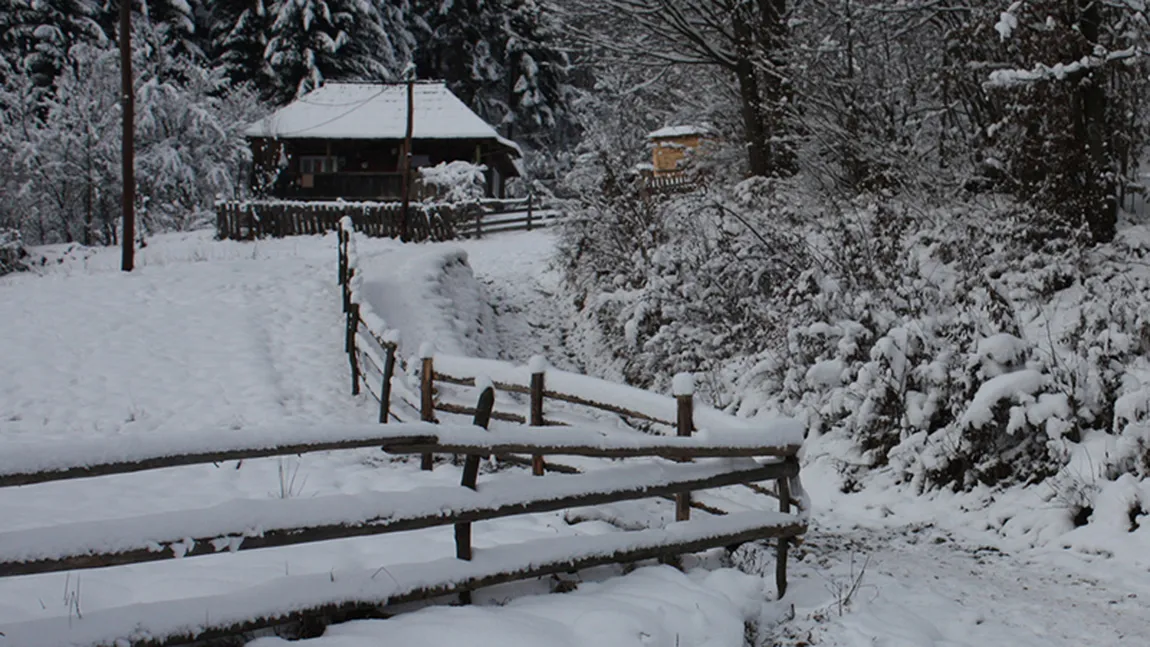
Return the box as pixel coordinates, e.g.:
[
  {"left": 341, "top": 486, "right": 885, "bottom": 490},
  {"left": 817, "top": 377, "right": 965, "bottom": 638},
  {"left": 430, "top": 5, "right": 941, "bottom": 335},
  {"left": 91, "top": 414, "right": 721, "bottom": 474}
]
[
  {"left": 355, "top": 245, "right": 498, "bottom": 360},
  {"left": 250, "top": 565, "right": 767, "bottom": 647},
  {"left": 0, "top": 512, "right": 794, "bottom": 647}
]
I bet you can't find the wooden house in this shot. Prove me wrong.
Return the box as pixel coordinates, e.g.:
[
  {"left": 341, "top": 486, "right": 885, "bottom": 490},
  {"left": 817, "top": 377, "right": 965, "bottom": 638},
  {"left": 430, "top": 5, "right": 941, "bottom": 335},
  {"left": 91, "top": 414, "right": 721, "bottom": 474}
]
[
  {"left": 647, "top": 125, "right": 714, "bottom": 176},
  {"left": 245, "top": 82, "right": 521, "bottom": 201}
]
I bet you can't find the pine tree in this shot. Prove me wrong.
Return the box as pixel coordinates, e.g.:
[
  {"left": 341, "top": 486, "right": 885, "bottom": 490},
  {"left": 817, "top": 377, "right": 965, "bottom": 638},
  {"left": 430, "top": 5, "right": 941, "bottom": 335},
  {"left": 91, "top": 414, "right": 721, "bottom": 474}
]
[
  {"left": 264, "top": 0, "right": 399, "bottom": 104},
  {"left": 414, "top": 0, "right": 572, "bottom": 149},
  {"left": 208, "top": 0, "right": 272, "bottom": 91},
  {"left": 22, "top": 0, "right": 105, "bottom": 86}
]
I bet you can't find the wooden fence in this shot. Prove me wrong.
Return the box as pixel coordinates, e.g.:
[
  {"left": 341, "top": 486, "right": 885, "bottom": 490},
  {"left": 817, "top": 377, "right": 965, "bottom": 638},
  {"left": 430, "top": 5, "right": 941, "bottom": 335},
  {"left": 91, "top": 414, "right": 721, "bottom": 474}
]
[
  {"left": 455, "top": 195, "right": 565, "bottom": 238},
  {"left": 0, "top": 409, "right": 805, "bottom": 647},
  {"left": 0, "top": 224, "right": 806, "bottom": 647},
  {"left": 336, "top": 220, "right": 808, "bottom": 586},
  {"left": 216, "top": 199, "right": 468, "bottom": 242}
]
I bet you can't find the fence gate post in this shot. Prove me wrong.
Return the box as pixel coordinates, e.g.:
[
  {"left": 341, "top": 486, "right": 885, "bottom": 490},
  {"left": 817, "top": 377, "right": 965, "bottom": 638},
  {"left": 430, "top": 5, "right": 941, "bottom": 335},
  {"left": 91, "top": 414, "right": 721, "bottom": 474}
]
[
  {"left": 420, "top": 344, "right": 436, "bottom": 470},
  {"left": 529, "top": 355, "right": 547, "bottom": 476},
  {"left": 673, "top": 373, "right": 695, "bottom": 522}
]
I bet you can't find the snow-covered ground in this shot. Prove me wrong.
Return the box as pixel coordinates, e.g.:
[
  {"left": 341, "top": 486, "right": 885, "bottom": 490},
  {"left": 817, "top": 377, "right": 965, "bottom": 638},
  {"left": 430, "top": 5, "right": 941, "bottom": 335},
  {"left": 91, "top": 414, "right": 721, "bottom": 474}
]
[{"left": 3, "top": 228, "right": 1150, "bottom": 647}]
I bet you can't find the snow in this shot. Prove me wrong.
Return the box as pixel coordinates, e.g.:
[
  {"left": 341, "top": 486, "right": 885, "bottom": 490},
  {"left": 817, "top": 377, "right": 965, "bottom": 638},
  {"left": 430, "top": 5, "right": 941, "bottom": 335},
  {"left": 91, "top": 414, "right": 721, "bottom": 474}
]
[
  {"left": 244, "top": 82, "right": 521, "bottom": 155},
  {"left": 958, "top": 369, "right": 1046, "bottom": 429},
  {"left": 0, "top": 512, "right": 794, "bottom": 647},
  {"left": 9, "top": 226, "right": 1150, "bottom": 647},
  {"left": 250, "top": 565, "right": 767, "bottom": 647},
  {"left": 647, "top": 125, "right": 711, "bottom": 139},
  {"left": 672, "top": 372, "right": 695, "bottom": 397}
]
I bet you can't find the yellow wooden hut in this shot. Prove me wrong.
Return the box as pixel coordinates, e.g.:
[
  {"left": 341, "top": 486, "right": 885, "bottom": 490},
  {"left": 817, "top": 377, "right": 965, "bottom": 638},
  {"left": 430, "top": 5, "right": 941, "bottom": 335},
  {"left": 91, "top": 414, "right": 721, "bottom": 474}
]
[{"left": 647, "top": 125, "right": 714, "bottom": 175}]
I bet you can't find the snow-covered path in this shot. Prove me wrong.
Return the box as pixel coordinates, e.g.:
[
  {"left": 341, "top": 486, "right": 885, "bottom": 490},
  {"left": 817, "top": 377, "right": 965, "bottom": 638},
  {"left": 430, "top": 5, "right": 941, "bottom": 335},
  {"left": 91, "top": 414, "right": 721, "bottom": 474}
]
[{"left": 454, "top": 230, "right": 584, "bottom": 370}]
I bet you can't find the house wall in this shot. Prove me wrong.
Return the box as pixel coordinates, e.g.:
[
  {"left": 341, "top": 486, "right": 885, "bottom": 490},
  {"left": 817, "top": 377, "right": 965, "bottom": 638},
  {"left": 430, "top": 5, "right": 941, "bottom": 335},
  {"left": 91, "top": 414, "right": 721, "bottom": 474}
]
[
  {"left": 651, "top": 135, "right": 703, "bottom": 174},
  {"left": 249, "top": 138, "right": 516, "bottom": 200}
]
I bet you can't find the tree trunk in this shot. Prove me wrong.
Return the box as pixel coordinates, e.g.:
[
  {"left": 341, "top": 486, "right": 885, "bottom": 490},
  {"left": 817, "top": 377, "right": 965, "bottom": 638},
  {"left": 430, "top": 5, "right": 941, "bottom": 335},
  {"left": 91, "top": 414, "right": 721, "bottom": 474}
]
[
  {"left": 757, "top": 0, "right": 796, "bottom": 176},
  {"left": 732, "top": 11, "right": 770, "bottom": 177},
  {"left": 1078, "top": 0, "right": 1116, "bottom": 243}
]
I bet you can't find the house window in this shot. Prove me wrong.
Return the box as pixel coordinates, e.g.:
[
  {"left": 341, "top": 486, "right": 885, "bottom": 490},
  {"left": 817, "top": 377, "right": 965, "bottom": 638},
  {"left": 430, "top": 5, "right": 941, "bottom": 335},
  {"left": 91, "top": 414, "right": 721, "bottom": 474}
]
[{"left": 299, "top": 156, "right": 340, "bottom": 174}]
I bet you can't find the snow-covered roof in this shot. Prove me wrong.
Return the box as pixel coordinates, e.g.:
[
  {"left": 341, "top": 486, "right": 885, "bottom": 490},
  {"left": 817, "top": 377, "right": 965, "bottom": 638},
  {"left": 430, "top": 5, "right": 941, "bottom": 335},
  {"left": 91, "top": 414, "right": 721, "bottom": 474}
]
[
  {"left": 647, "top": 125, "right": 713, "bottom": 140},
  {"left": 245, "top": 82, "right": 520, "bottom": 154}
]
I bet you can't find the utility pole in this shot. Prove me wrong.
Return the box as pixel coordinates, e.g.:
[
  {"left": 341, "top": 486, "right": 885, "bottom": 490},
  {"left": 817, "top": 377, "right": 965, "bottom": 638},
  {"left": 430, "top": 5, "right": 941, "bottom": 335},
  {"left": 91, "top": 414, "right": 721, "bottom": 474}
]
[
  {"left": 399, "top": 65, "right": 416, "bottom": 243},
  {"left": 120, "top": 0, "right": 135, "bottom": 271}
]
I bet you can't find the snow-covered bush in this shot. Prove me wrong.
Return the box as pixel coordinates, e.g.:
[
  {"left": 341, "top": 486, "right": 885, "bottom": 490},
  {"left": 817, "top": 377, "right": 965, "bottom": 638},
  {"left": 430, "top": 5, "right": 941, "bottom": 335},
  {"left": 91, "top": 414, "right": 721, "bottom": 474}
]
[
  {"left": 560, "top": 172, "right": 1150, "bottom": 498},
  {"left": 0, "top": 229, "right": 27, "bottom": 275},
  {"left": 418, "top": 161, "right": 488, "bottom": 204}
]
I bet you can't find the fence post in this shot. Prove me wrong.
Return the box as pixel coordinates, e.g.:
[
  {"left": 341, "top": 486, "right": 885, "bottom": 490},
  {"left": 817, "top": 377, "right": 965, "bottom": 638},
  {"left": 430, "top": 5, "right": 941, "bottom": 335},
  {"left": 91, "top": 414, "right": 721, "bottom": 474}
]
[
  {"left": 420, "top": 343, "right": 436, "bottom": 471},
  {"left": 338, "top": 228, "right": 347, "bottom": 287},
  {"left": 529, "top": 355, "right": 546, "bottom": 476},
  {"left": 474, "top": 208, "right": 482, "bottom": 239},
  {"left": 379, "top": 343, "right": 396, "bottom": 424},
  {"left": 673, "top": 373, "right": 694, "bottom": 522},
  {"left": 456, "top": 383, "right": 495, "bottom": 605},
  {"left": 526, "top": 193, "right": 534, "bottom": 231},
  {"left": 347, "top": 304, "right": 361, "bottom": 396},
  {"left": 776, "top": 462, "right": 793, "bottom": 599}
]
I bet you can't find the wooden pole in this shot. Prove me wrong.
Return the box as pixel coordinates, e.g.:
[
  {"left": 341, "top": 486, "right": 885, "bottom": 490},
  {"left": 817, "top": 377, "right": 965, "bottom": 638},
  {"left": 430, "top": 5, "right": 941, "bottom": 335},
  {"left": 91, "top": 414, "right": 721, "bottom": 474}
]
[
  {"left": 674, "top": 373, "right": 694, "bottom": 522},
  {"left": 530, "top": 357, "right": 546, "bottom": 476},
  {"left": 455, "top": 384, "right": 494, "bottom": 606},
  {"left": 399, "top": 78, "right": 415, "bottom": 243},
  {"left": 347, "top": 304, "right": 360, "bottom": 396},
  {"left": 526, "top": 192, "right": 534, "bottom": 231},
  {"left": 119, "top": 0, "right": 135, "bottom": 272},
  {"left": 456, "top": 387, "right": 495, "bottom": 556},
  {"left": 379, "top": 345, "right": 395, "bottom": 424},
  {"left": 776, "top": 462, "right": 793, "bottom": 599},
  {"left": 420, "top": 350, "right": 435, "bottom": 470}
]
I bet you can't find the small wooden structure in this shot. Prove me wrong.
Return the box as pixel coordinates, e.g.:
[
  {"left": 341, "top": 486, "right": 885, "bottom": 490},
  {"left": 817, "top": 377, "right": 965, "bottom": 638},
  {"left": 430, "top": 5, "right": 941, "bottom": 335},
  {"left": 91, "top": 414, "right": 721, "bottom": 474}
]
[
  {"left": 246, "top": 82, "right": 521, "bottom": 201},
  {"left": 647, "top": 125, "right": 714, "bottom": 176}
]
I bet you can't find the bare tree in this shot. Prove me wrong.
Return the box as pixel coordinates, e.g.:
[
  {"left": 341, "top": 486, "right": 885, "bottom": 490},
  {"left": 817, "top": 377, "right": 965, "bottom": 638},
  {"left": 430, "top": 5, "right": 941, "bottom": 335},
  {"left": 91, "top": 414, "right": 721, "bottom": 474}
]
[{"left": 575, "top": 0, "right": 797, "bottom": 177}]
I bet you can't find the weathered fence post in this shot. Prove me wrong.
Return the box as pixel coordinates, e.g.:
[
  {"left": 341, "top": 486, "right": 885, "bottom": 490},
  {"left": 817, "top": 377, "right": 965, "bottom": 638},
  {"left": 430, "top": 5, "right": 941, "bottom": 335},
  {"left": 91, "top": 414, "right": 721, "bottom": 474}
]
[
  {"left": 456, "top": 383, "right": 495, "bottom": 605},
  {"left": 673, "top": 373, "right": 694, "bottom": 522},
  {"left": 776, "top": 461, "right": 794, "bottom": 599},
  {"left": 526, "top": 193, "right": 534, "bottom": 231},
  {"left": 338, "top": 228, "right": 347, "bottom": 287},
  {"left": 379, "top": 343, "right": 396, "bottom": 424},
  {"left": 347, "top": 303, "right": 360, "bottom": 396},
  {"left": 420, "top": 343, "right": 436, "bottom": 470},
  {"left": 529, "top": 355, "right": 546, "bottom": 476},
  {"left": 474, "top": 208, "right": 483, "bottom": 239}
]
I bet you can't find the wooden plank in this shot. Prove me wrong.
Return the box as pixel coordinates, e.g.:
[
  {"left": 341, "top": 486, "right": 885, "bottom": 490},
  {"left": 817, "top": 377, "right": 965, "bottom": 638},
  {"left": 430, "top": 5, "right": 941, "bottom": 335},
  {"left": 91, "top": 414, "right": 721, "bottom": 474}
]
[
  {"left": 0, "top": 435, "right": 435, "bottom": 488},
  {"left": 384, "top": 441, "right": 800, "bottom": 459},
  {"left": 0, "top": 462, "right": 798, "bottom": 577}
]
